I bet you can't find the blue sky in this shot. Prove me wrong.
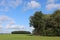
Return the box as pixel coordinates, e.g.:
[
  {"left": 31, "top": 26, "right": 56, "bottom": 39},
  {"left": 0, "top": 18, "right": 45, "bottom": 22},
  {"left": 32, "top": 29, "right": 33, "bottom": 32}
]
[{"left": 0, "top": 0, "right": 60, "bottom": 33}]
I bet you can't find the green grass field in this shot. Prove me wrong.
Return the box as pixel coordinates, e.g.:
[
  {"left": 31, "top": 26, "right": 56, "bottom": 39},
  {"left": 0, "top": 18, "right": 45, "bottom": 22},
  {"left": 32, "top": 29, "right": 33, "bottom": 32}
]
[{"left": 0, "top": 34, "right": 60, "bottom": 40}]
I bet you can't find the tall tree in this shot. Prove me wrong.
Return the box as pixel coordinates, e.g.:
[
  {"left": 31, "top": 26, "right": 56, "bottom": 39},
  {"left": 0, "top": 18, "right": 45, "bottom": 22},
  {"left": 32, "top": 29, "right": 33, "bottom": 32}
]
[
  {"left": 50, "top": 10, "right": 60, "bottom": 36},
  {"left": 30, "top": 11, "right": 44, "bottom": 35},
  {"left": 29, "top": 10, "right": 60, "bottom": 36}
]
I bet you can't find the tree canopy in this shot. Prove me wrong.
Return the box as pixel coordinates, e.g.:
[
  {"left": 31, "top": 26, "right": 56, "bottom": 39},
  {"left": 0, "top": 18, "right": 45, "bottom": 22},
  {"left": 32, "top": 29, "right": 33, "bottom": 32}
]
[{"left": 30, "top": 10, "right": 60, "bottom": 36}]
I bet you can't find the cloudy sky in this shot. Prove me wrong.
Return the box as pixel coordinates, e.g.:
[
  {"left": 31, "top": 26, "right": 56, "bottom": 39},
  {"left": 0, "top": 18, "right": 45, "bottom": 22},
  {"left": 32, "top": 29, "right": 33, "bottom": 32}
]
[{"left": 0, "top": 0, "right": 60, "bottom": 33}]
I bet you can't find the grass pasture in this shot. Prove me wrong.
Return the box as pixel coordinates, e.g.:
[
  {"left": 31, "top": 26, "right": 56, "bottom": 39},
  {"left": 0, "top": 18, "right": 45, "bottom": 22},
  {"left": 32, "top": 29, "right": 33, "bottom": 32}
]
[{"left": 0, "top": 34, "right": 60, "bottom": 40}]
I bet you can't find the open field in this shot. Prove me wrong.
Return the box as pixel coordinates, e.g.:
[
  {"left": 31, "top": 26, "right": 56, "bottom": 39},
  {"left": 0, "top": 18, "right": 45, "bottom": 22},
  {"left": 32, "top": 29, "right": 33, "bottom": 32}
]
[{"left": 0, "top": 34, "right": 60, "bottom": 40}]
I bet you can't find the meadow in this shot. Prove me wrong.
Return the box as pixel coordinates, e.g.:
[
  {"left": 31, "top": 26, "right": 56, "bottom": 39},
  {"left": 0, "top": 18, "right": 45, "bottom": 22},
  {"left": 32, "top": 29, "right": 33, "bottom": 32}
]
[{"left": 0, "top": 34, "right": 60, "bottom": 40}]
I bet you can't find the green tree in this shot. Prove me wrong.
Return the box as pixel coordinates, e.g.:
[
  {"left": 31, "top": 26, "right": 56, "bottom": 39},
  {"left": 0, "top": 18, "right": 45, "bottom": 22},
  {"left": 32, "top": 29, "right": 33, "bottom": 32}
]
[
  {"left": 50, "top": 10, "right": 60, "bottom": 36},
  {"left": 30, "top": 10, "right": 60, "bottom": 36},
  {"left": 30, "top": 11, "right": 44, "bottom": 35}
]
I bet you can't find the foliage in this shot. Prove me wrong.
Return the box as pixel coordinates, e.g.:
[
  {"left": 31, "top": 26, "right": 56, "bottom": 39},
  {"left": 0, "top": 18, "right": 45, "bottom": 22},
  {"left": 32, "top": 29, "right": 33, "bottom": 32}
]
[
  {"left": 11, "top": 31, "right": 31, "bottom": 34},
  {"left": 30, "top": 10, "right": 60, "bottom": 36}
]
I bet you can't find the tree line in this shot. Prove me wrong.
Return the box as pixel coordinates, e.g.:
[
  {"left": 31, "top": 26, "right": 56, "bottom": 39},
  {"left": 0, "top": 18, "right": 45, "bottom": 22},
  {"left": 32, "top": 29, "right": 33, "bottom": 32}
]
[
  {"left": 30, "top": 10, "right": 60, "bottom": 36},
  {"left": 11, "top": 31, "right": 31, "bottom": 34}
]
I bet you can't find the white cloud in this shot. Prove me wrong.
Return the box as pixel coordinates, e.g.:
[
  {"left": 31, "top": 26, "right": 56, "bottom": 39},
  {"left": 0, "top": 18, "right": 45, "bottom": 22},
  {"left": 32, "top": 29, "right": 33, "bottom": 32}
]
[
  {"left": 7, "top": 21, "right": 15, "bottom": 25},
  {"left": 24, "top": 1, "right": 41, "bottom": 11},
  {"left": 28, "top": 1, "right": 40, "bottom": 8},
  {"left": 0, "top": 15, "right": 15, "bottom": 29},
  {"left": 0, "top": 15, "right": 9, "bottom": 21},
  {"left": 6, "top": 25, "right": 24, "bottom": 30},
  {"left": 30, "top": 27, "right": 34, "bottom": 30},
  {"left": 6, "top": 24, "right": 33, "bottom": 32},
  {"left": 0, "top": 0, "right": 22, "bottom": 12},
  {"left": 0, "top": 25, "right": 2, "bottom": 28},
  {"left": 0, "top": 15, "right": 14, "bottom": 22},
  {"left": 46, "top": 0, "right": 60, "bottom": 10},
  {"left": 47, "top": 0, "right": 55, "bottom": 4},
  {"left": 46, "top": 4, "right": 60, "bottom": 10},
  {"left": 9, "top": 0, "right": 22, "bottom": 8}
]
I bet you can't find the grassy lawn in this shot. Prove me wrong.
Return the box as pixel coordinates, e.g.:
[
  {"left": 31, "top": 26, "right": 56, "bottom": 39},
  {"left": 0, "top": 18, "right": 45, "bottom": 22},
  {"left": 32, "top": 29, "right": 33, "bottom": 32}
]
[{"left": 0, "top": 34, "right": 60, "bottom": 40}]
